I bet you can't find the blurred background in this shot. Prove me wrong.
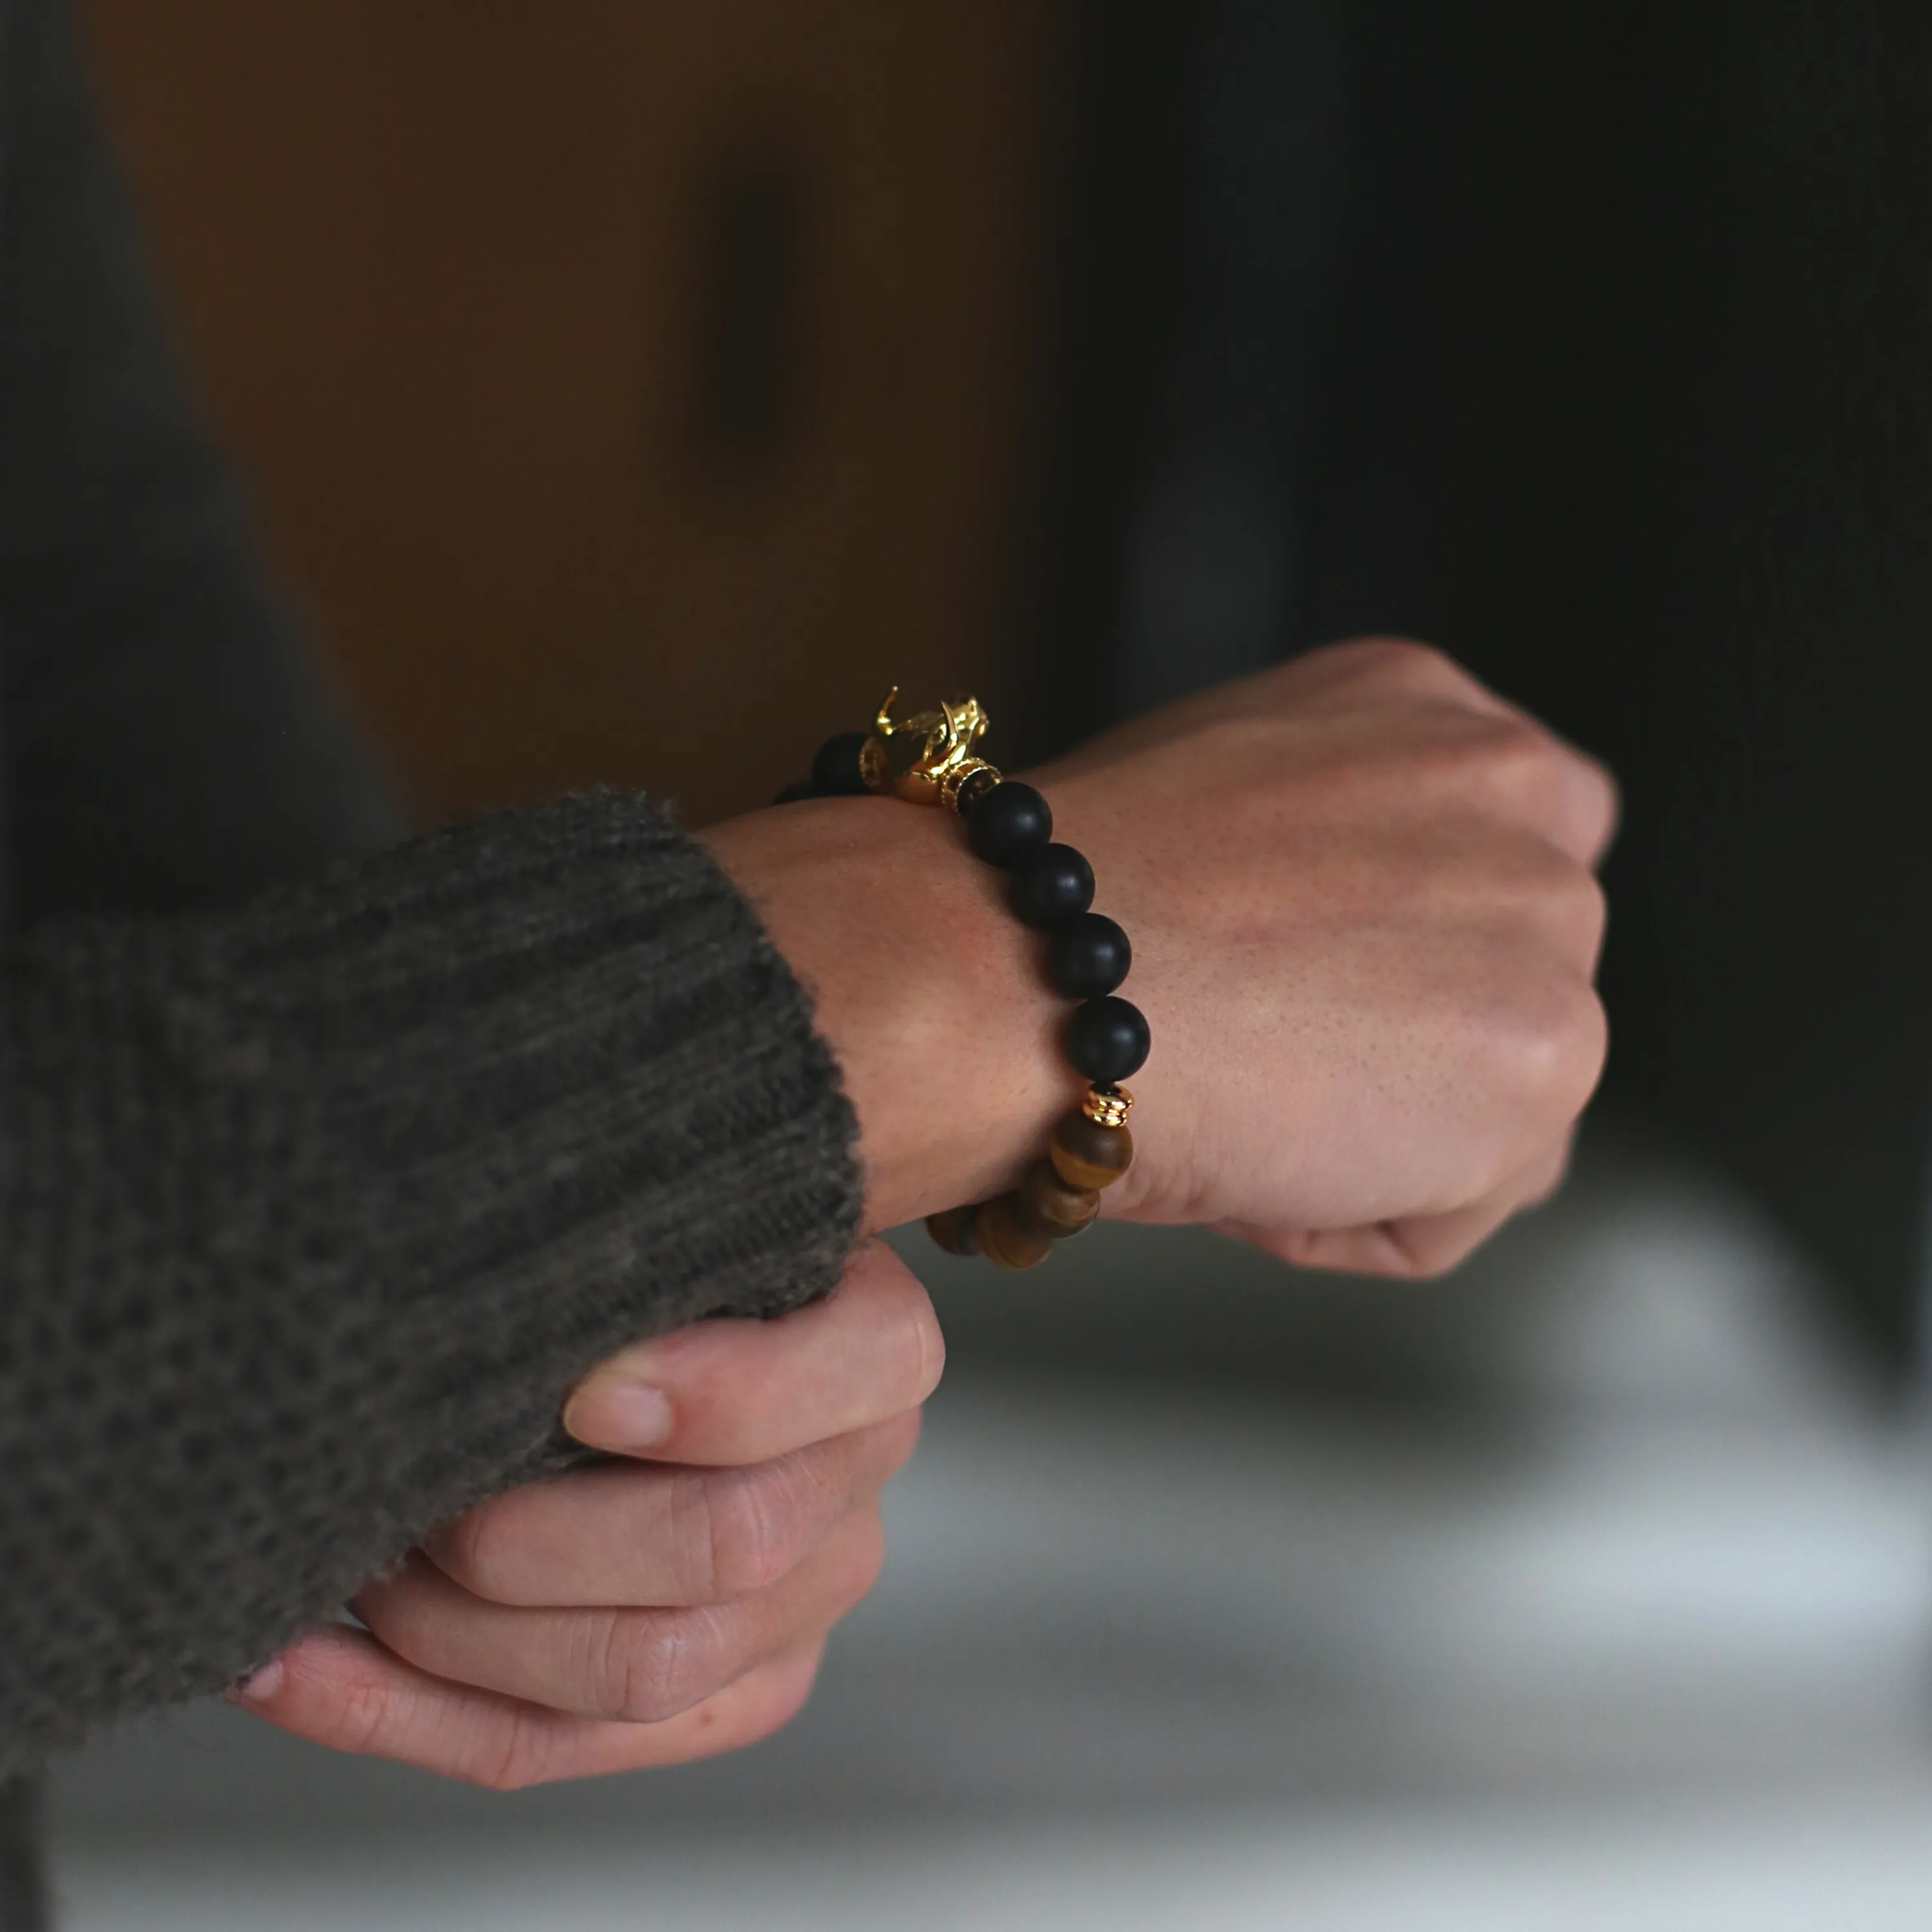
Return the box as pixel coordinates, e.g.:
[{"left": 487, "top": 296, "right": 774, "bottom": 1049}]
[{"left": 52, "top": 1, "right": 1932, "bottom": 1926}]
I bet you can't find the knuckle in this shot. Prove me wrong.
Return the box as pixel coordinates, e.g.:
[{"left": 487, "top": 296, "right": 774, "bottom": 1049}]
[
  {"left": 591, "top": 1609, "right": 718, "bottom": 1723},
  {"left": 1405, "top": 713, "right": 1545, "bottom": 802},
  {"left": 425, "top": 1499, "right": 511, "bottom": 1599},
  {"left": 469, "top": 1711, "right": 545, "bottom": 1792},
  {"left": 705, "top": 1463, "right": 810, "bottom": 1598},
  {"left": 1565, "top": 867, "right": 1610, "bottom": 956},
  {"left": 1483, "top": 712, "right": 1562, "bottom": 774},
  {"left": 325, "top": 1666, "right": 410, "bottom": 1761},
  {"left": 1578, "top": 753, "right": 1621, "bottom": 842},
  {"left": 1327, "top": 635, "right": 1460, "bottom": 685},
  {"left": 1400, "top": 1236, "right": 1472, "bottom": 1283},
  {"left": 1506, "top": 969, "right": 1608, "bottom": 1121},
  {"left": 1503, "top": 844, "right": 1607, "bottom": 956},
  {"left": 1489, "top": 725, "right": 1613, "bottom": 852},
  {"left": 1372, "top": 636, "right": 1463, "bottom": 683}
]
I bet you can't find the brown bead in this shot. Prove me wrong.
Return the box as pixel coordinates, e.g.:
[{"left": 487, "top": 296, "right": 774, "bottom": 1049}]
[
  {"left": 925, "top": 1205, "right": 981, "bottom": 1257},
  {"left": 976, "top": 1193, "right": 1055, "bottom": 1270},
  {"left": 1017, "top": 1159, "right": 1101, "bottom": 1239},
  {"left": 1048, "top": 1109, "right": 1134, "bottom": 1191}
]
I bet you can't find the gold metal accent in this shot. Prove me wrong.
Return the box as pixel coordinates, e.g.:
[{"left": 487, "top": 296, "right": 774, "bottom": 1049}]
[
  {"left": 863, "top": 688, "right": 996, "bottom": 808},
  {"left": 951, "top": 764, "right": 1003, "bottom": 817},
  {"left": 938, "top": 756, "right": 1002, "bottom": 817},
  {"left": 1083, "top": 1085, "right": 1134, "bottom": 1128}
]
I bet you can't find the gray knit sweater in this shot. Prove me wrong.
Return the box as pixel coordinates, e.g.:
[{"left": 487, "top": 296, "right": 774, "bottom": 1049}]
[{"left": 0, "top": 3, "right": 864, "bottom": 1919}]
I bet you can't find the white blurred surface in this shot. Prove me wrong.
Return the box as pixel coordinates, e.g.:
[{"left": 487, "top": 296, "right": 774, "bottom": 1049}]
[
  {"left": 50, "top": 1142, "right": 1932, "bottom": 1928},
  {"left": 54, "top": 1792, "right": 1932, "bottom": 1932}
]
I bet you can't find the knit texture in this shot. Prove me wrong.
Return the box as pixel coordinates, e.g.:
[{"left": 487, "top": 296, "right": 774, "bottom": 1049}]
[
  {"left": 1, "top": 0, "right": 863, "bottom": 1916},
  {"left": 0, "top": 790, "right": 862, "bottom": 1775}
]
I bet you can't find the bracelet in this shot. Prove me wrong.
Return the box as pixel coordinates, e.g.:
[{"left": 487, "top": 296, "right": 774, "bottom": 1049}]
[{"left": 784, "top": 690, "right": 1149, "bottom": 1269}]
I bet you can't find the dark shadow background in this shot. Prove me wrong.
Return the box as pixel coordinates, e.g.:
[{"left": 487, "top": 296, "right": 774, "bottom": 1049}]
[
  {"left": 84, "top": 0, "right": 1932, "bottom": 1376},
  {"left": 1032, "top": 0, "right": 1932, "bottom": 1378}
]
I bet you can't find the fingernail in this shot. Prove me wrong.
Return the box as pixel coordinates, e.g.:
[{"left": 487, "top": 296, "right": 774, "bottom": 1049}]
[
  {"left": 564, "top": 1382, "right": 674, "bottom": 1452},
  {"left": 227, "top": 1657, "right": 285, "bottom": 1703}
]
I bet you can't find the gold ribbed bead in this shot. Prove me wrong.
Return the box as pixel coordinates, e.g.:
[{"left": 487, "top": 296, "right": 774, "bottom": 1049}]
[
  {"left": 1082, "top": 1084, "right": 1134, "bottom": 1128},
  {"left": 942, "top": 759, "right": 1002, "bottom": 817}
]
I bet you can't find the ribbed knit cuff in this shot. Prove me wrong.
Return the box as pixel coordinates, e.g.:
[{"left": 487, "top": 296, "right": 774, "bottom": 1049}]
[{"left": 0, "top": 791, "right": 861, "bottom": 1768}]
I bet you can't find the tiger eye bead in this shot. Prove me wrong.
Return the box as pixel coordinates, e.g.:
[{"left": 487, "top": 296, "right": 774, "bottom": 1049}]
[
  {"left": 925, "top": 1204, "right": 981, "bottom": 1257},
  {"left": 1018, "top": 1159, "right": 1101, "bottom": 1238},
  {"left": 976, "top": 1194, "right": 1055, "bottom": 1270},
  {"left": 1048, "top": 1108, "right": 1134, "bottom": 1191}
]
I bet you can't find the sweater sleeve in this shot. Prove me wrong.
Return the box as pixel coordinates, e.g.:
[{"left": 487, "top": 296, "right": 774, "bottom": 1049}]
[
  {"left": 0, "top": 791, "right": 864, "bottom": 1775},
  {"left": 0, "top": 0, "right": 864, "bottom": 1777}
]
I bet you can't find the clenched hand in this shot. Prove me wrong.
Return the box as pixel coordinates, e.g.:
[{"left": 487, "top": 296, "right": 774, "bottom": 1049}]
[{"left": 232, "top": 1242, "right": 939, "bottom": 1788}]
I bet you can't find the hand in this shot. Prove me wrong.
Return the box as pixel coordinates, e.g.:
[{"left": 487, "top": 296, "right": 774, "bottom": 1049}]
[
  {"left": 708, "top": 640, "right": 1615, "bottom": 1276},
  {"left": 229, "top": 1242, "right": 941, "bottom": 1788}
]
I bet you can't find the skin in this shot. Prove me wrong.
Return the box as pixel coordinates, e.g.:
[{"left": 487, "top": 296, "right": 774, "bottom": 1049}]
[
  {"left": 234, "top": 1242, "right": 939, "bottom": 1787},
  {"left": 235, "top": 641, "right": 1616, "bottom": 1786}
]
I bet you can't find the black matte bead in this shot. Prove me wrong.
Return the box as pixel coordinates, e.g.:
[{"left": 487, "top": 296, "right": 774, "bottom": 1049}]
[
  {"left": 1046, "top": 913, "right": 1132, "bottom": 999},
  {"left": 967, "top": 781, "right": 1053, "bottom": 867},
  {"left": 773, "top": 779, "right": 815, "bottom": 806},
  {"left": 1010, "top": 843, "right": 1095, "bottom": 927},
  {"left": 1065, "top": 996, "right": 1150, "bottom": 1084},
  {"left": 810, "top": 730, "right": 873, "bottom": 797}
]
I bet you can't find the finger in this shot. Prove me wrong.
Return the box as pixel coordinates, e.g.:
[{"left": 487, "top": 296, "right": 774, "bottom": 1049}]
[
  {"left": 1358, "top": 819, "right": 1608, "bottom": 972},
  {"left": 1307, "top": 636, "right": 1528, "bottom": 717},
  {"left": 563, "top": 1240, "right": 943, "bottom": 1464},
  {"left": 230, "top": 1623, "right": 824, "bottom": 1790},
  {"left": 1221, "top": 1133, "right": 1577, "bottom": 1281},
  {"left": 1340, "top": 643, "right": 1621, "bottom": 866},
  {"left": 1407, "top": 706, "right": 1619, "bottom": 875},
  {"left": 1481, "top": 835, "right": 1609, "bottom": 978},
  {"left": 424, "top": 1410, "right": 920, "bottom": 1608},
  {"left": 357, "top": 1510, "right": 885, "bottom": 1724},
  {"left": 1521, "top": 735, "right": 1619, "bottom": 873}
]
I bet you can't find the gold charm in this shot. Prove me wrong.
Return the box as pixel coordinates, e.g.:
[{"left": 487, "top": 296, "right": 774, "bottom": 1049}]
[{"left": 861, "top": 688, "right": 1001, "bottom": 811}]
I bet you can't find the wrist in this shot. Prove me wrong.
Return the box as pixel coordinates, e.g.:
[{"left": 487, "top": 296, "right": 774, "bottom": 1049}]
[{"left": 704, "top": 797, "right": 1066, "bottom": 1233}]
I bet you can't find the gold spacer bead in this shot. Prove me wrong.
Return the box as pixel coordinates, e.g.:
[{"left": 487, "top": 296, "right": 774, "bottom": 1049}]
[{"left": 1082, "top": 1085, "right": 1134, "bottom": 1128}]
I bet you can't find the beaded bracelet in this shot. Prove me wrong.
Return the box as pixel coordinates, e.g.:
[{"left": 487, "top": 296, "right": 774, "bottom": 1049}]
[{"left": 782, "top": 690, "right": 1148, "bottom": 1270}]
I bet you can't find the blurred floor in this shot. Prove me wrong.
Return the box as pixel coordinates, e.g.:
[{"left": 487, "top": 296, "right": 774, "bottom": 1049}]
[{"left": 50, "top": 1129, "right": 1932, "bottom": 1928}]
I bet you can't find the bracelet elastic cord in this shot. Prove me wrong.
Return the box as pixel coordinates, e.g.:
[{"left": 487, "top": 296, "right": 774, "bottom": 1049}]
[{"left": 786, "top": 691, "right": 1150, "bottom": 1269}]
